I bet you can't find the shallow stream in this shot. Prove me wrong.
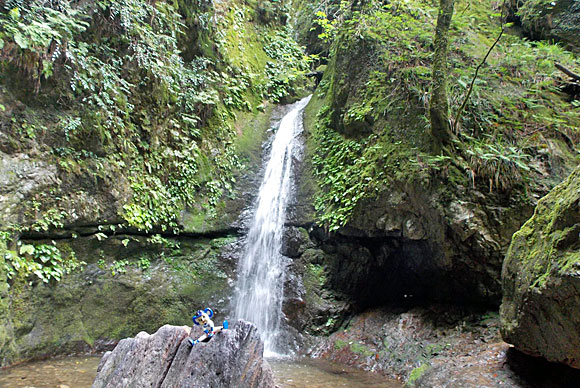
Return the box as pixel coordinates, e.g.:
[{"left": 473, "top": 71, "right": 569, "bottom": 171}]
[
  {"left": 0, "top": 355, "right": 402, "bottom": 388},
  {"left": 269, "top": 358, "right": 402, "bottom": 388},
  {"left": 0, "top": 356, "right": 99, "bottom": 388}
]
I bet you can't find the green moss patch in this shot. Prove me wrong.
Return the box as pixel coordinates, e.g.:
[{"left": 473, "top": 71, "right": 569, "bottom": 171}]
[
  {"left": 406, "top": 364, "right": 431, "bottom": 387},
  {"left": 505, "top": 166, "right": 580, "bottom": 290}
]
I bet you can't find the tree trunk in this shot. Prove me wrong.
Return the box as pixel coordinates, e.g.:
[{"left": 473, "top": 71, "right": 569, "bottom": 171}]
[{"left": 429, "top": 0, "right": 455, "bottom": 153}]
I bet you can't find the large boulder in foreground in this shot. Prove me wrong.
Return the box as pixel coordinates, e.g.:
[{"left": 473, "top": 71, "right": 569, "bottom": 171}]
[
  {"left": 501, "top": 166, "right": 580, "bottom": 368},
  {"left": 92, "top": 321, "right": 275, "bottom": 388}
]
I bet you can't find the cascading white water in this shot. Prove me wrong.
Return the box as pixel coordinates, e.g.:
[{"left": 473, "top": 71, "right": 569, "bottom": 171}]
[{"left": 233, "top": 96, "right": 311, "bottom": 356}]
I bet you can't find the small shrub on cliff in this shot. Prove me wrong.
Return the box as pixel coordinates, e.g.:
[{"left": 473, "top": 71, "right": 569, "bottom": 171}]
[
  {"left": 3, "top": 241, "right": 84, "bottom": 284},
  {"left": 0, "top": 0, "right": 89, "bottom": 92},
  {"left": 463, "top": 134, "right": 531, "bottom": 192},
  {"left": 262, "top": 28, "right": 311, "bottom": 101}
]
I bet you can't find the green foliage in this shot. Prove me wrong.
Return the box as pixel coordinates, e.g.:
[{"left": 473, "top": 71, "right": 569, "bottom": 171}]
[
  {"left": 311, "top": 10, "right": 339, "bottom": 43},
  {"left": 406, "top": 364, "right": 430, "bottom": 386},
  {"left": 0, "top": 0, "right": 89, "bottom": 91},
  {"left": 97, "top": 256, "right": 150, "bottom": 275},
  {"left": 1, "top": 0, "right": 310, "bottom": 235},
  {"left": 262, "top": 28, "right": 311, "bottom": 102},
  {"left": 308, "top": 263, "right": 326, "bottom": 286},
  {"left": 462, "top": 134, "right": 531, "bottom": 192},
  {"left": 2, "top": 241, "right": 84, "bottom": 284},
  {"left": 189, "top": 255, "right": 227, "bottom": 279},
  {"left": 213, "top": 3, "right": 309, "bottom": 103},
  {"left": 450, "top": 3, "right": 580, "bottom": 145},
  {"left": 334, "top": 339, "right": 348, "bottom": 350},
  {"left": 147, "top": 234, "right": 180, "bottom": 250},
  {"left": 312, "top": 106, "right": 426, "bottom": 230},
  {"left": 110, "top": 260, "right": 129, "bottom": 276},
  {"left": 221, "top": 70, "right": 252, "bottom": 111},
  {"left": 123, "top": 175, "right": 181, "bottom": 232},
  {"left": 312, "top": 119, "right": 369, "bottom": 230},
  {"left": 28, "top": 208, "right": 68, "bottom": 232},
  {"left": 308, "top": 0, "right": 579, "bottom": 230},
  {"left": 321, "top": 0, "right": 439, "bottom": 143},
  {"left": 209, "top": 236, "right": 237, "bottom": 248},
  {"left": 336, "top": 0, "right": 435, "bottom": 60},
  {"left": 136, "top": 256, "right": 151, "bottom": 270},
  {"left": 350, "top": 342, "right": 375, "bottom": 357},
  {"left": 324, "top": 317, "right": 336, "bottom": 328},
  {"left": 517, "top": 0, "right": 556, "bottom": 29}
]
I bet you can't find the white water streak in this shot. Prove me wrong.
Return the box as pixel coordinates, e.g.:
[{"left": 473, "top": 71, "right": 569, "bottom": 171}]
[{"left": 233, "top": 96, "right": 311, "bottom": 355}]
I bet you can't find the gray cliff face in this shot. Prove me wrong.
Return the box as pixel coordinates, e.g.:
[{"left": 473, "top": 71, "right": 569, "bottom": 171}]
[
  {"left": 92, "top": 321, "right": 275, "bottom": 388},
  {"left": 0, "top": 151, "right": 58, "bottom": 226}
]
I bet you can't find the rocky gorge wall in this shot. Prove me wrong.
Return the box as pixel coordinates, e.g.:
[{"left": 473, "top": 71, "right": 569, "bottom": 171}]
[
  {"left": 0, "top": 0, "right": 311, "bottom": 366},
  {"left": 2, "top": 1, "right": 580, "bottom": 386},
  {"left": 283, "top": 0, "right": 580, "bottom": 322},
  {"left": 0, "top": 101, "right": 282, "bottom": 366},
  {"left": 279, "top": 0, "right": 580, "bottom": 384}
]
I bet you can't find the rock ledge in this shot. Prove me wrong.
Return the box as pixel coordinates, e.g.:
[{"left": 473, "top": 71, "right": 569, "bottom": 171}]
[{"left": 92, "top": 320, "right": 275, "bottom": 388}]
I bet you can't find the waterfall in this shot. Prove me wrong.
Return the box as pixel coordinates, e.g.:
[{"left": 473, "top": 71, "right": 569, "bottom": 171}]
[{"left": 233, "top": 96, "right": 311, "bottom": 356}]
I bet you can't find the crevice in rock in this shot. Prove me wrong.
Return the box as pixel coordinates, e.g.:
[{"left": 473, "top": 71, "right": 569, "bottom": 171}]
[
  {"left": 20, "top": 226, "right": 242, "bottom": 241},
  {"left": 314, "top": 231, "right": 498, "bottom": 310},
  {"left": 156, "top": 336, "right": 185, "bottom": 388}
]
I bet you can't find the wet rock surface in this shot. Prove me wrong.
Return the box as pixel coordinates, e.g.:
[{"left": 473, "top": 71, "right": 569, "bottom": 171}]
[
  {"left": 309, "top": 307, "right": 580, "bottom": 388},
  {"left": 3, "top": 236, "right": 236, "bottom": 365},
  {"left": 501, "top": 166, "right": 580, "bottom": 369},
  {"left": 92, "top": 321, "right": 274, "bottom": 388}
]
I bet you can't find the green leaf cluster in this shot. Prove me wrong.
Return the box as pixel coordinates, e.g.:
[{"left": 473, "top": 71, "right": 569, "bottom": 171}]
[
  {"left": 0, "top": 0, "right": 89, "bottom": 90},
  {"left": 462, "top": 134, "right": 531, "bottom": 193},
  {"left": 311, "top": 10, "right": 339, "bottom": 43},
  {"left": 262, "top": 28, "right": 311, "bottom": 102},
  {"left": 2, "top": 241, "right": 84, "bottom": 284},
  {"left": 311, "top": 106, "right": 427, "bottom": 231}
]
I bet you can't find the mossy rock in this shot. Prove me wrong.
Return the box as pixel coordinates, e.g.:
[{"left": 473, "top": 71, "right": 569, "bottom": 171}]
[
  {"left": 500, "top": 165, "right": 580, "bottom": 368},
  {"left": 1, "top": 235, "right": 236, "bottom": 364},
  {"left": 406, "top": 364, "right": 431, "bottom": 387},
  {"left": 516, "top": 0, "right": 580, "bottom": 52},
  {"left": 0, "top": 240, "right": 17, "bottom": 366}
]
